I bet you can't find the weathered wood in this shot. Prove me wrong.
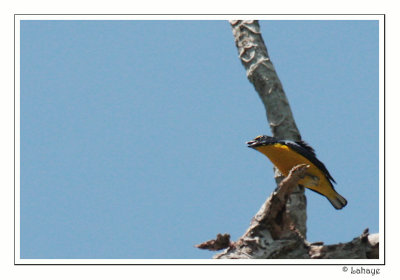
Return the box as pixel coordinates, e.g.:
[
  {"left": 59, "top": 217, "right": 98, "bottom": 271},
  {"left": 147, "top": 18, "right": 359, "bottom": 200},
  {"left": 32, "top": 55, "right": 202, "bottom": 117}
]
[
  {"left": 196, "top": 164, "right": 379, "bottom": 259},
  {"left": 214, "top": 165, "right": 309, "bottom": 259},
  {"left": 230, "top": 20, "right": 307, "bottom": 237}
]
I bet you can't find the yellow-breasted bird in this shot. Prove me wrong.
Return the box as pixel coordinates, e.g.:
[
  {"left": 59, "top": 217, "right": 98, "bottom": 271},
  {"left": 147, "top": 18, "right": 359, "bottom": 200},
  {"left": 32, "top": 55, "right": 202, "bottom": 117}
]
[{"left": 247, "top": 135, "right": 347, "bottom": 210}]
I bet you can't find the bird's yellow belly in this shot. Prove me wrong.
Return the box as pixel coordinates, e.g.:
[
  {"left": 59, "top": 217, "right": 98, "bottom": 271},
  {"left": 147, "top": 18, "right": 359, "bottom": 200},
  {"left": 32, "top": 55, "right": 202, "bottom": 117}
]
[{"left": 255, "top": 143, "right": 332, "bottom": 194}]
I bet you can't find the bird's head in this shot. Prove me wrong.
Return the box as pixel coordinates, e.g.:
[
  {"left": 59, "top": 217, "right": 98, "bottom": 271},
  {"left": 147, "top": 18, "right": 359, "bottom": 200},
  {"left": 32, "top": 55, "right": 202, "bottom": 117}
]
[{"left": 246, "top": 135, "right": 278, "bottom": 148}]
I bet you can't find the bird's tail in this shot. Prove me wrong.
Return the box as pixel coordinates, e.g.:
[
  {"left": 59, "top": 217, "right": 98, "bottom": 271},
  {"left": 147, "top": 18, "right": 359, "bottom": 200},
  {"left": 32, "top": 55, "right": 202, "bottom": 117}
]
[{"left": 327, "top": 191, "right": 348, "bottom": 210}]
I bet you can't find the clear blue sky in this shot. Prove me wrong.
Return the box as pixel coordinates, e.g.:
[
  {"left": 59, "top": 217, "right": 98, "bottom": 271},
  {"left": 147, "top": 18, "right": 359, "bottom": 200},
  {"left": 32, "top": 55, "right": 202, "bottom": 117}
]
[{"left": 20, "top": 20, "right": 379, "bottom": 259}]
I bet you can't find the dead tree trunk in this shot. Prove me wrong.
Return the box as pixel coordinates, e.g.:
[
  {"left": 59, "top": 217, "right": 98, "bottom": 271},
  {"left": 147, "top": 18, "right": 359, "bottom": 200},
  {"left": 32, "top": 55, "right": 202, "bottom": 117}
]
[
  {"left": 196, "top": 20, "right": 379, "bottom": 259},
  {"left": 230, "top": 19, "right": 307, "bottom": 238}
]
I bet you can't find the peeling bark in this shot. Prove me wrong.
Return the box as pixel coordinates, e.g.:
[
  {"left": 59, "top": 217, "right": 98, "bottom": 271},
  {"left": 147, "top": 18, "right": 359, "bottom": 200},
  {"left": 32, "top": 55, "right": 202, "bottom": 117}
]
[
  {"left": 213, "top": 164, "right": 309, "bottom": 259},
  {"left": 308, "top": 229, "right": 379, "bottom": 259},
  {"left": 196, "top": 165, "right": 378, "bottom": 259},
  {"left": 230, "top": 19, "right": 306, "bottom": 238},
  {"left": 195, "top": 234, "right": 232, "bottom": 251}
]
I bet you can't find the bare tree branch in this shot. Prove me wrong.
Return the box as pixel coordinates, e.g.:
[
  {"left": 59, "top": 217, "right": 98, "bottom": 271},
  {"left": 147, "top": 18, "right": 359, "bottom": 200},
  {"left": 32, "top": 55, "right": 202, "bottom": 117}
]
[
  {"left": 230, "top": 20, "right": 307, "bottom": 237},
  {"left": 308, "top": 229, "right": 379, "bottom": 259},
  {"left": 197, "top": 164, "right": 308, "bottom": 255},
  {"left": 195, "top": 234, "right": 232, "bottom": 251},
  {"left": 196, "top": 164, "right": 379, "bottom": 259},
  {"left": 214, "top": 164, "right": 309, "bottom": 258}
]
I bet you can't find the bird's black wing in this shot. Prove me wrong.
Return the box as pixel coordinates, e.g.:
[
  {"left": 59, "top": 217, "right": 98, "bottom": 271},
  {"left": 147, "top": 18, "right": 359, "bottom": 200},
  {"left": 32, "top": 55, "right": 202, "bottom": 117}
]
[{"left": 284, "top": 140, "right": 336, "bottom": 184}]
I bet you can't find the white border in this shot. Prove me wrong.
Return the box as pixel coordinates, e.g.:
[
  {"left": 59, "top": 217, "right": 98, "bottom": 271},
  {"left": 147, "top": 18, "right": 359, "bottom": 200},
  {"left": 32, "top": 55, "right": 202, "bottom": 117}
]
[
  {"left": 16, "top": 14, "right": 382, "bottom": 21},
  {"left": 15, "top": 258, "right": 383, "bottom": 265},
  {"left": 378, "top": 15, "right": 385, "bottom": 264},
  {"left": 15, "top": 16, "right": 21, "bottom": 264},
  {"left": 14, "top": 14, "right": 385, "bottom": 265}
]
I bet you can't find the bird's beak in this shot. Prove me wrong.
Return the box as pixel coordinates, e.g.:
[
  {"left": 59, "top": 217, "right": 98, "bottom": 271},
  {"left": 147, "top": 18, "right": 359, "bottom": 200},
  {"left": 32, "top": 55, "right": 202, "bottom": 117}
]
[{"left": 246, "top": 140, "right": 259, "bottom": 148}]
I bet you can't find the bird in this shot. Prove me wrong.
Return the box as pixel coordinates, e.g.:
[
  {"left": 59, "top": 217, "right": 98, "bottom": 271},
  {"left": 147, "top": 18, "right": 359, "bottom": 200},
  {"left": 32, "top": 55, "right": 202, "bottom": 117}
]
[{"left": 246, "top": 135, "right": 347, "bottom": 210}]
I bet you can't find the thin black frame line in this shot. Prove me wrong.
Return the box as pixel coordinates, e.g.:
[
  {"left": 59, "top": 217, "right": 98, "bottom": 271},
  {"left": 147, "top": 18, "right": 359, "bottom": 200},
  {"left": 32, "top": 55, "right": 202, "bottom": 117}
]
[
  {"left": 14, "top": 14, "right": 385, "bottom": 266},
  {"left": 14, "top": 13, "right": 385, "bottom": 16},
  {"left": 383, "top": 13, "right": 386, "bottom": 264},
  {"left": 14, "top": 13, "right": 16, "bottom": 266},
  {"left": 16, "top": 263, "right": 385, "bottom": 266}
]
